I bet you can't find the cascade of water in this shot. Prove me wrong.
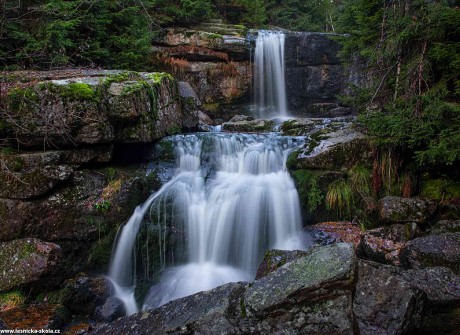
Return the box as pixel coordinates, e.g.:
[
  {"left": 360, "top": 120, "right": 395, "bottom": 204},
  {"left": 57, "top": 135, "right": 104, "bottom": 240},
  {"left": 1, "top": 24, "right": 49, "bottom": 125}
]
[
  {"left": 254, "top": 30, "right": 288, "bottom": 118},
  {"left": 109, "top": 133, "right": 311, "bottom": 314}
]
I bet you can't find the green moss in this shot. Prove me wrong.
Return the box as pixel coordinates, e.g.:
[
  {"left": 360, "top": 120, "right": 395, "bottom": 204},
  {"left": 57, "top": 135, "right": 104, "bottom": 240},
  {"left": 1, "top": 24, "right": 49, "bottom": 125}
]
[
  {"left": 101, "top": 71, "right": 140, "bottom": 86},
  {"left": 0, "top": 290, "right": 26, "bottom": 309},
  {"left": 58, "top": 83, "right": 98, "bottom": 102},
  {"left": 35, "top": 289, "right": 63, "bottom": 304},
  {"left": 202, "top": 102, "right": 220, "bottom": 112},
  {"left": 6, "top": 87, "right": 38, "bottom": 112},
  {"left": 421, "top": 178, "right": 460, "bottom": 201},
  {"left": 166, "top": 125, "right": 181, "bottom": 135},
  {"left": 87, "top": 232, "right": 116, "bottom": 270},
  {"left": 144, "top": 72, "right": 174, "bottom": 85},
  {"left": 291, "top": 169, "right": 323, "bottom": 213},
  {"left": 240, "top": 299, "right": 247, "bottom": 318}
]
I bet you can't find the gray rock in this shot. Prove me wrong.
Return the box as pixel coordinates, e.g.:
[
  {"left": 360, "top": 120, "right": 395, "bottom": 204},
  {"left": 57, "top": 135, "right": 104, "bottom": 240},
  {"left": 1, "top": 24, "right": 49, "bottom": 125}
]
[
  {"left": 359, "top": 224, "right": 419, "bottom": 266},
  {"left": 178, "top": 81, "right": 202, "bottom": 106},
  {"left": 255, "top": 249, "right": 309, "bottom": 280},
  {"left": 245, "top": 243, "right": 355, "bottom": 314},
  {"left": 90, "top": 243, "right": 357, "bottom": 335},
  {"left": 228, "top": 115, "right": 254, "bottom": 122},
  {"left": 91, "top": 282, "right": 245, "bottom": 335},
  {"left": 61, "top": 275, "right": 114, "bottom": 316},
  {"left": 0, "top": 238, "right": 61, "bottom": 292},
  {"left": 430, "top": 220, "right": 460, "bottom": 234},
  {"left": 354, "top": 260, "right": 425, "bottom": 335},
  {"left": 379, "top": 196, "right": 435, "bottom": 224},
  {"left": 222, "top": 119, "right": 275, "bottom": 133},
  {"left": 94, "top": 297, "right": 126, "bottom": 322},
  {"left": 289, "top": 125, "right": 372, "bottom": 171},
  {"left": 400, "top": 232, "right": 460, "bottom": 274},
  {"left": 390, "top": 267, "right": 460, "bottom": 307}
]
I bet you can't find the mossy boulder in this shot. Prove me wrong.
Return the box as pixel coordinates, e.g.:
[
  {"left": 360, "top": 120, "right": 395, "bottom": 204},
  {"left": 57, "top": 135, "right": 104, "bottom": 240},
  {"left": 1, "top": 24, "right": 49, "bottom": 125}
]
[
  {"left": 0, "top": 238, "right": 62, "bottom": 292},
  {"left": 221, "top": 119, "right": 275, "bottom": 133},
  {"left": 1, "top": 70, "right": 195, "bottom": 149},
  {"left": 379, "top": 196, "right": 435, "bottom": 224},
  {"left": 288, "top": 127, "right": 372, "bottom": 171},
  {"left": 255, "top": 249, "right": 309, "bottom": 280}
]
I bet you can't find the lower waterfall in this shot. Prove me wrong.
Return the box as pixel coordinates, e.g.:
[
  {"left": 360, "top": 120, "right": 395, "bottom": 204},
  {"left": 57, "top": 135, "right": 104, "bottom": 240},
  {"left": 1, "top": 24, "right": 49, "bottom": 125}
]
[{"left": 108, "top": 133, "right": 311, "bottom": 314}]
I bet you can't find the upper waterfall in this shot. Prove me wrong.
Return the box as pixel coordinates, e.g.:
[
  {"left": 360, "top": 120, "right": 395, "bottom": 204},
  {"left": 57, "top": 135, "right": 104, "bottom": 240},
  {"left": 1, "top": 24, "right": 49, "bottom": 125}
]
[{"left": 254, "top": 30, "right": 288, "bottom": 118}]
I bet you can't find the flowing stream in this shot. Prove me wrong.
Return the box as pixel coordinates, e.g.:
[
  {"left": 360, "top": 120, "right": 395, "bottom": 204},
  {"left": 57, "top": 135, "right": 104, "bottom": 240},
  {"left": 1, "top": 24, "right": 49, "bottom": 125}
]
[
  {"left": 254, "top": 31, "right": 288, "bottom": 118},
  {"left": 108, "top": 133, "right": 310, "bottom": 314}
]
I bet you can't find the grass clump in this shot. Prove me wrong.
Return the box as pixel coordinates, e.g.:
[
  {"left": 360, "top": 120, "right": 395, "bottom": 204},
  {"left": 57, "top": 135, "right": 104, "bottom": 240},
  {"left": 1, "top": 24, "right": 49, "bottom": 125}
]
[{"left": 326, "top": 179, "right": 354, "bottom": 219}]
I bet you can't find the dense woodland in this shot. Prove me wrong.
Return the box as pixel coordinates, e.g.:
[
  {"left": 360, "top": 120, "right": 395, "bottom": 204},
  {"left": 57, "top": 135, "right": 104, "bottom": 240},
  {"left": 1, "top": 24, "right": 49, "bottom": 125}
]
[{"left": 1, "top": 0, "right": 459, "bottom": 171}]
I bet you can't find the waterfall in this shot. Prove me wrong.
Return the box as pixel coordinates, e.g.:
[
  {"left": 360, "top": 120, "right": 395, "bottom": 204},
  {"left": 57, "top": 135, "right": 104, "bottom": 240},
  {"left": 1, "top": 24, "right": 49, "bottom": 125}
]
[
  {"left": 108, "top": 133, "right": 311, "bottom": 314},
  {"left": 254, "top": 31, "right": 288, "bottom": 118}
]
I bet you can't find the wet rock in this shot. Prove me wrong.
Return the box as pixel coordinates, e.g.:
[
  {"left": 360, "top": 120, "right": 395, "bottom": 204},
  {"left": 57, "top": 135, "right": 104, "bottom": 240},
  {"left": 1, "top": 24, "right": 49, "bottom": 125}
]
[
  {"left": 0, "top": 304, "right": 70, "bottom": 330},
  {"left": 429, "top": 220, "right": 460, "bottom": 234},
  {"left": 178, "top": 81, "right": 202, "bottom": 107},
  {"left": 309, "top": 221, "right": 363, "bottom": 247},
  {"left": 255, "top": 249, "right": 309, "bottom": 280},
  {"left": 228, "top": 115, "right": 254, "bottom": 122},
  {"left": 94, "top": 297, "right": 125, "bottom": 322},
  {"left": 280, "top": 118, "right": 319, "bottom": 136},
  {"left": 222, "top": 119, "right": 275, "bottom": 133},
  {"left": 289, "top": 125, "right": 372, "bottom": 171},
  {"left": 354, "top": 260, "right": 425, "bottom": 335},
  {"left": 245, "top": 243, "right": 355, "bottom": 312},
  {"left": 90, "top": 244, "right": 357, "bottom": 335},
  {"left": 359, "top": 224, "right": 420, "bottom": 266},
  {"left": 284, "top": 32, "right": 352, "bottom": 116},
  {"left": 198, "top": 110, "right": 213, "bottom": 125},
  {"left": 61, "top": 275, "right": 114, "bottom": 316},
  {"left": 0, "top": 238, "right": 61, "bottom": 292},
  {"left": 379, "top": 196, "right": 435, "bottom": 224},
  {"left": 400, "top": 232, "right": 460, "bottom": 274},
  {"left": 92, "top": 282, "right": 245, "bottom": 335},
  {"left": 306, "top": 103, "right": 353, "bottom": 118}
]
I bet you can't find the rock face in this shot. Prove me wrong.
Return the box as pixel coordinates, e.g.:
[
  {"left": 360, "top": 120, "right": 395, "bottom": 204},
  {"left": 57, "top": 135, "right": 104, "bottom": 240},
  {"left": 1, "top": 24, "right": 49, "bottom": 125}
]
[
  {"left": 1, "top": 71, "right": 196, "bottom": 148},
  {"left": 354, "top": 261, "right": 425, "bottom": 335},
  {"left": 89, "top": 243, "right": 357, "bottom": 335},
  {"left": 379, "top": 196, "right": 434, "bottom": 224},
  {"left": 255, "top": 249, "right": 309, "bottom": 280},
  {"left": 284, "top": 32, "right": 358, "bottom": 117},
  {"left": 152, "top": 25, "right": 251, "bottom": 112},
  {"left": 400, "top": 232, "right": 460, "bottom": 274},
  {"left": 0, "top": 238, "right": 61, "bottom": 292}
]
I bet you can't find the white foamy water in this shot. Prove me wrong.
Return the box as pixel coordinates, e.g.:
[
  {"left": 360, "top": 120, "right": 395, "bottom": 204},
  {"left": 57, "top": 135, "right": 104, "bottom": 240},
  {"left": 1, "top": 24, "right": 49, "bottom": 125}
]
[
  {"left": 254, "top": 30, "right": 288, "bottom": 118},
  {"left": 108, "top": 133, "right": 310, "bottom": 314}
]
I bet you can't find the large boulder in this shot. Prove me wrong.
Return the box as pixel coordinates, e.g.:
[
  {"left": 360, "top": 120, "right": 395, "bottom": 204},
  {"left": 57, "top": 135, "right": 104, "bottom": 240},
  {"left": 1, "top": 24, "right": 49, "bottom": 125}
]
[
  {"left": 255, "top": 249, "right": 309, "bottom": 280},
  {"left": 288, "top": 125, "right": 372, "bottom": 171},
  {"left": 90, "top": 243, "right": 357, "bottom": 335},
  {"left": 1, "top": 71, "right": 196, "bottom": 149},
  {"left": 359, "top": 224, "right": 420, "bottom": 266},
  {"left": 0, "top": 238, "right": 61, "bottom": 292},
  {"left": 400, "top": 232, "right": 460, "bottom": 274},
  {"left": 222, "top": 119, "right": 275, "bottom": 133},
  {"left": 61, "top": 275, "right": 114, "bottom": 316},
  {"left": 379, "top": 196, "right": 435, "bottom": 224},
  {"left": 353, "top": 260, "right": 425, "bottom": 335}
]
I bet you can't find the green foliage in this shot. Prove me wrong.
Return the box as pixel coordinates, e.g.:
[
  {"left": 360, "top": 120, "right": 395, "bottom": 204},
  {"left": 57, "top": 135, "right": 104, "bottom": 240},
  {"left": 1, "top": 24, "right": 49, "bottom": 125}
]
[
  {"left": 349, "top": 165, "right": 371, "bottom": 196},
  {"left": 104, "top": 167, "right": 118, "bottom": 182},
  {"left": 337, "top": 0, "right": 460, "bottom": 169},
  {"left": 94, "top": 199, "right": 111, "bottom": 214},
  {"left": 307, "top": 179, "right": 323, "bottom": 213},
  {"left": 290, "top": 169, "right": 324, "bottom": 213},
  {"left": 421, "top": 177, "right": 460, "bottom": 201},
  {"left": 0, "top": 290, "right": 26, "bottom": 310},
  {"left": 326, "top": 179, "right": 353, "bottom": 219}
]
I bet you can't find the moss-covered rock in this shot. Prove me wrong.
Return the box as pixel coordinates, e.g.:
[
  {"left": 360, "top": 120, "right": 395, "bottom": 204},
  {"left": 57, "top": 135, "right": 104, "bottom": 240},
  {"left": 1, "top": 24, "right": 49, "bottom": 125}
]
[
  {"left": 379, "top": 196, "right": 435, "bottom": 224},
  {"left": 221, "top": 119, "right": 275, "bottom": 133},
  {"left": 0, "top": 238, "right": 62, "bottom": 292},
  {"left": 0, "top": 70, "right": 196, "bottom": 148}
]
